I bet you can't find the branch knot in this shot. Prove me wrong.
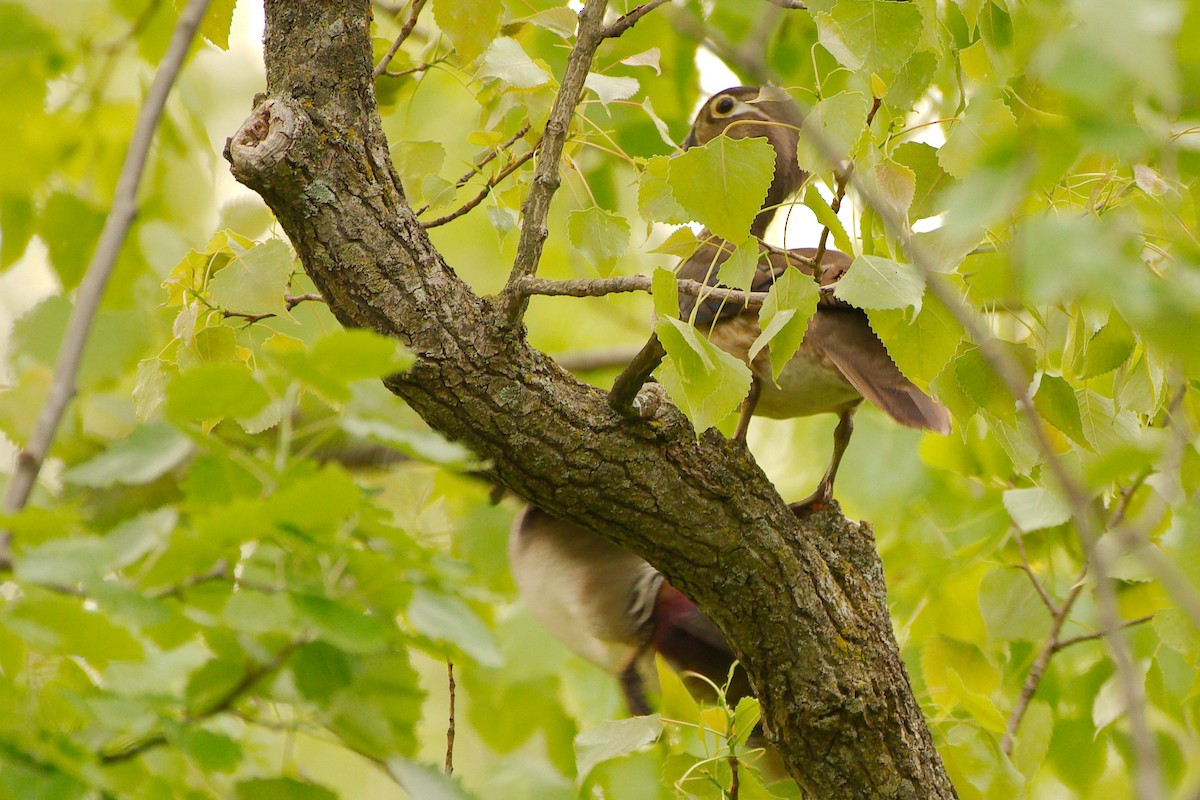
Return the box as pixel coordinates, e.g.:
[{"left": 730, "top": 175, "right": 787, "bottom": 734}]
[{"left": 224, "top": 99, "right": 300, "bottom": 179}]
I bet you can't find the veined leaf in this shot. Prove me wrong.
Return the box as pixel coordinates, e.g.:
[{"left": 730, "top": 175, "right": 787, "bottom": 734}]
[
  {"left": 654, "top": 316, "right": 752, "bottom": 434},
  {"left": 666, "top": 136, "right": 775, "bottom": 242}
]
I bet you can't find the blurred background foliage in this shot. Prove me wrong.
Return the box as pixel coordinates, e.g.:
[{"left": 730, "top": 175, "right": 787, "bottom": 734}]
[{"left": 1, "top": 0, "right": 1200, "bottom": 797}]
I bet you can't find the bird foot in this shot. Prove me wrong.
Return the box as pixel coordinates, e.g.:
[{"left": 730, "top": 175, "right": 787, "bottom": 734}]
[{"left": 789, "top": 486, "right": 834, "bottom": 517}]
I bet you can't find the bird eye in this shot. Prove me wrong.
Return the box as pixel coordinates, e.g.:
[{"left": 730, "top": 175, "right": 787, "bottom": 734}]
[{"left": 712, "top": 95, "right": 736, "bottom": 116}]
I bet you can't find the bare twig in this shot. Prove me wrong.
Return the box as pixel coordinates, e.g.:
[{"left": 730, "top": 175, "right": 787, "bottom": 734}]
[
  {"left": 729, "top": 753, "right": 740, "bottom": 799},
  {"left": 0, "top": 0, "right": 212, "bottom": 569},
  {"left": 372, "top": 0, "right": 429, "bottom": 78},
  {"left": 1011, "top": 527, "right": 1058, "bottom": 615},
  {"left": 416, "top": 124, "right": 533, "bottom": 217},
  {"left": 502, "top": 0, "right": 610, "bottom": 323},
  {"left": 764, "top": 0, "right": 806, "bottom": 8},
  {"left": 100, "top": 640, "right": 300, "bottom": 764},
  {"left": 1055, "top": 616, "right": 1155, "bottom": 651},
  {"left": 445, "top": 660, "right": 456, "bottom": 774},
  {"left": 1001, "top": 565, "right": 1087, "bottom": 755},
  {"left": 223, "top": 292, "right": 326, "bottom": 323},
  {"left": 601, "top": 0, "right": 671, "bottom": 38},
  {"left": 518, "top": 274, "right": 773, "bottom": 305},
  {"left": 422, "top": 147, "right": 539, "bottom": 228}
]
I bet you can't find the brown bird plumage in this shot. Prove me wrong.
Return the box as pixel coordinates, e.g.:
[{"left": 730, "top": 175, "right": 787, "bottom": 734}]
[
  {"left": 613, "top": 85, "right": 950, "bottom": 508},
  {"left": 508, "top": 507, "right": 749, "bottom": 715}
]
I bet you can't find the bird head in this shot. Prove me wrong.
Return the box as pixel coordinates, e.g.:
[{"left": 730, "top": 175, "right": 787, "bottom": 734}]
[{"left": 682, "top": 86, "right": 807, "bottom": 237}]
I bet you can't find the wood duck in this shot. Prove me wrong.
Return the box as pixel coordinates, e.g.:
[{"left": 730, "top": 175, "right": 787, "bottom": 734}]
[
  {"left": 508, "top": 506, "right": 749, "bottom": 715},
  {"left": 613, "top": 87, "right": 950, "bottom": 508}
]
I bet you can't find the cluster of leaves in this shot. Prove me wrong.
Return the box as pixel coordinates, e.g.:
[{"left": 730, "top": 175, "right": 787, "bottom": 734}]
[{"left": 5, "top": 0, "right": 1200, "bottom": 798}]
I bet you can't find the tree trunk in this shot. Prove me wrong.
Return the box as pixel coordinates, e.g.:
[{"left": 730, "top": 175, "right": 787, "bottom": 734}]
[{"left": 224, "top": 2, "right": 958, "bottom": 797}]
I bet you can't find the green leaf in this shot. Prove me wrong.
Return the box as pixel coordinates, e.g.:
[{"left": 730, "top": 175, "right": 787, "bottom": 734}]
[
  {"left": 795, "top": 91, "right": 870, "bottom": 175},
  {"left": 185, "top": 0, "right": 237, "bottom": 50},
  {"left": 1075, "top": 312, "right": 1136, "bottom": 379},
  {"left": 1011, "top": 701, "right": 1053, "bottom": 780},
  {"left": 166, "top": 363, "right": 271, "bottom": 421},
  {"left": 1033, "top": 374, "right": 1089, "bottom": 446},
  {"left": 638, "top": 156, "right": 689, "bottom": 225},
  {"left": 866, "top": 290, "right": 961, "bottom": 389},
  {"left": 953, "top": 343, "right": 1036, "bottom": 421},
  {"left": 16, "top": 508, "right": 175, "bottom": 585},
  {"left": 341, "top": 417, "right": 484, "bottom": 470},
  {"left": 234, "top": 777, "right": 337, "bottom": 800},
  {"left": 292, "top": 594, "right": 393, "bottom": 655},
  {"left": 36, "top": 191, "right": 104, "bottom": 290},
  {"left": 1002, "top": 487, "right": 1071, "bottom": 532},
  {"left": 388, "top": 760, "right": 476, "bottom": 800},
  {"left": 433, "top": 0, "right": 503, "bottom": 64},
  {"left": 209, "top": 238, "right": 293, "bottom": 319},
  {"left": 567, "top": 207, "right": 630, "bottom": 275},
  {"left": 731, "top": 696, "right": 761, "bottom": 746},
  {"left": 62, "top": 422, "right": 191, "bottom": 487},
  {"left": 666, "top": 136, "right": 776, "bottom": 242},
  {"left": 271, "top": 329, "right": 414, "bottom": 404},
  {"left": 654, "top": 316, "right": 753, "bottom": 434},
  {"left": 833, "top": 255, "right": 925, "bottom": 311},
  {"left": 800, "top": 185, "right": 854, "bottom": 255},
  {"left": 892, "top": 141, "right": 954, "bottom": 221},
  {"left": 872, "top": 158, "right": 916, "bottom": 217},
  {"left": 407, "top": 587, "right": 502, "bottom": 667},
  {"left": 584, "top": 73, "right": 639, "bottom": 107},
  {"left": 575, "top": 716, "right": 663, "bottom": 781},
  {"left": 186, "top": 658, "right": 246, "bottom": 714},
  {"left": 715, "top": 239, "right": 761, "bottom": 293},
  {"left": 749, "top": 267, "right": 819, "bottom": 378},
  {"left": 938, "top": 97, "right": 1017, "bottom": 179},
  {"left": 176, "top": 727, "right": 242, "bottom": 772},
  {"left": 292, "top": 640, "right": 354, "bottom": 702},
  {"left": 819, "top": 0, "right": 923, "bottom": 80},
  {"left": 651, "top": 266, "right": 680, "bottom": 319},
  {"left": 480, "top": 37, "right": 552, "bottom": 89}
]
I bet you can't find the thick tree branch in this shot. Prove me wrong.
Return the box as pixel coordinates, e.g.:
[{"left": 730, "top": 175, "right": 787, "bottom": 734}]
[
  {"left": 1, "top": 0, "right": 211, "bottom": 569},
  {"left": 225, "top": 3, "right": 958, "bottom": 796}
]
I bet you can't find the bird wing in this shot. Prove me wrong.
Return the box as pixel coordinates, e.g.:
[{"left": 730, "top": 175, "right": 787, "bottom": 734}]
[{"left": 807, "top": 308, "right": 952, "bottom": 434}]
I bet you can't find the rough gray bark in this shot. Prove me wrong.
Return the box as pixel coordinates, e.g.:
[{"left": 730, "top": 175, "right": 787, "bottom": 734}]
[{"left": 225, "top": 2, "right": 958, "bottom": 797}]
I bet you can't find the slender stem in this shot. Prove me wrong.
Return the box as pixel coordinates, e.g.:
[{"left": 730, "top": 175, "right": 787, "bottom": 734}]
[
  {"left": 445, "top": 660, "right": 456, "bottom": 775},
  {"left": 518, "top": 274, "right": 773, "bottom": 306},
  {"left": 422, "top": 146, "right": 539, "bottom": 228},
  {"left": 223, "top": 292, "right": 326, "bottom": 324},
  {"left": 502, "top": 0, "right": 609, "bottom": 323},
  {"left": 1, "top": 0, "right": 212, "bottom": 567},
  {"left": 601, "top": 0, "right": 671, "bottom": 38},
  {"left": 415, "top": 124, "right": 533, "bottom": 217},
  {"left": 372, "top": 0, "right": 429, "bottom": 78}
]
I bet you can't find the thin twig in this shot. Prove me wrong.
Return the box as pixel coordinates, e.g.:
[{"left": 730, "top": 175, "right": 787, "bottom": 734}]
[
  {"left": 518, "top": 274, "right": 773, "bottom": 305},
  {"left": 502, "top": 0, "right": 610, "bottom": 323},
  {"left": 1054, "top": 616, "right": 1155, "bottom": 652},
  {"left": 372, "top": 0, "right": 429, "bottom": 78},
  {"left": 0, "top": 0, "right": 212, "bottom": 570},
  {"left": 222, "top": 292, "right": 326, "bottom": 323},
  {"left": 1001, "top": 565, "right": 1087, "bottom": 755},
  {"left": 422, "top": 147, "right": 539, "bottom": 228},
  {"left": 445, "top": 660, "right": 456, "bottom": 775},
  {"left": 415, "top": 124, "right": 533, "bottom": 217},
  {"left": 728, "top": 753, "right": 739, "bottom": 799},
  {"left": 601, "top": 0, "right": 671, "bottom": 38},
  {"left": 100, "top": 640, "right": 300, "bottom": 764},
  {"left": 1011, "top": 527, "right": 1058, "bottom": 615},
  {"left": 764, "top": 0, "right": 806, "bottom": 7}
]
